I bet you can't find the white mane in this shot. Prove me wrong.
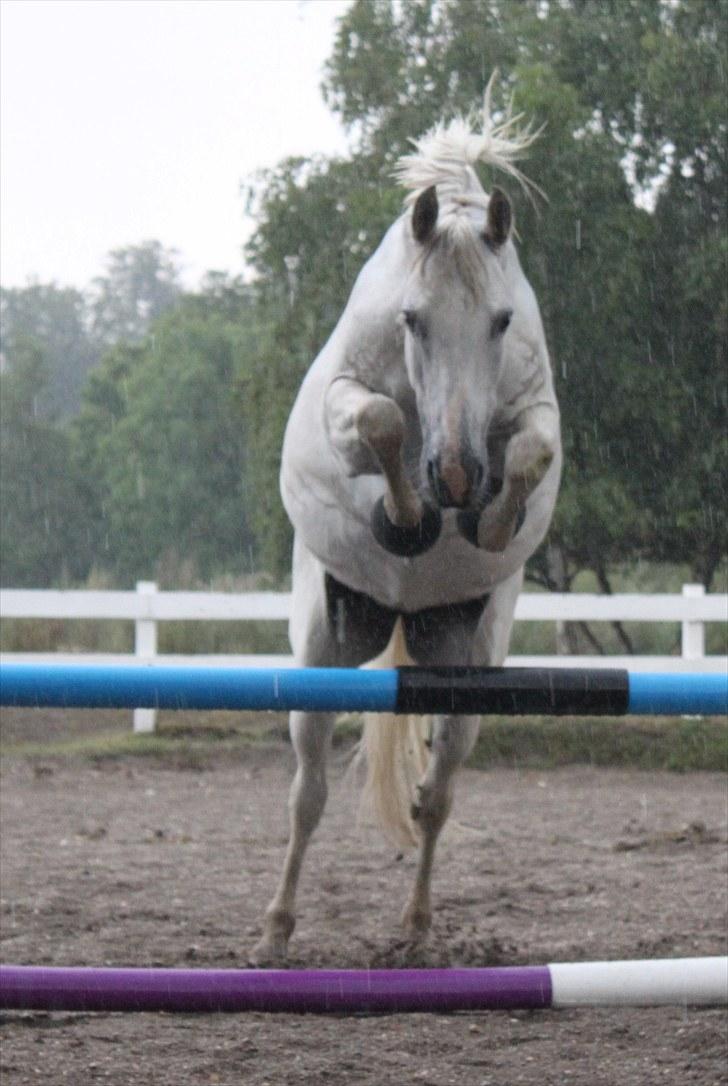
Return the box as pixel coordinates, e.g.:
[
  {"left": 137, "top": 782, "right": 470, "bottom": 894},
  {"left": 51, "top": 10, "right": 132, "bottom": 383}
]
[{"left": 394, "top": 72, "right": 541, "bottom": 207}]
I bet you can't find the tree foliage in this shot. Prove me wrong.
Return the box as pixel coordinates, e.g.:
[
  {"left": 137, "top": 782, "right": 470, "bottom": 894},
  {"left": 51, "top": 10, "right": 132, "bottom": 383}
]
[
  {"left": 265, "top": 0, "right": 726, "bottom": 588},
  {"left": 89, "top": 240, "right": 183, "bottom": 348},
  {"left": 72, "top": 279, "right": 257, "bottom": 584},
  {"left": 0, "top": 283, "right": 98, "bottom": 419},
  {"left": 0, "top": 242, "right": 184, "bottom": 422},
  {"left": 0, "top": 0, "right": 724, "bottom": 591},
  {"left": 0, "top": 342, "right": 92, "bottom": 585}
]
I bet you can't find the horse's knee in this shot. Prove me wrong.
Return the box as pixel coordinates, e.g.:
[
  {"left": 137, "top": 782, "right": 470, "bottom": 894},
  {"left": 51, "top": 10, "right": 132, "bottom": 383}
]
[
  {"left": 412, "top": 720, "right": 477, "bottom": 823},
  {"left": 410, "top": 716, "right": 478, "bottom": 828},
  {"left": 355, "top": 394, "right": 405, "bottom": 465},
  {"left": 505, "top": 425, "right": 556, "bottom": 492},
  {"left": 290, "top": 710, "right": 334, "bottom": 763},
  {"left": 411, "top": 779, "right": 452, "bottom": 834}
]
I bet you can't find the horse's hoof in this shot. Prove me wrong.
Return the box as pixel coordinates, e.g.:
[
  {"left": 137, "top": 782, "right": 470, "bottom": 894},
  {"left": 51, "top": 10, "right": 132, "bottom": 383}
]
[
  {"left": 248, "top": 936, "right": 289, "bottom": 969},
  {"left": 457, "top": 505, "right": 527, "bottom": 549},
  {"left": 371, "top": 497, "right": 442, "bottom": 557},
  {"left": 249, "top": 908, "right": 295, "bottom": 967},
  {"left": 401, "top": 905, "right": 432, "bottom": 940}
]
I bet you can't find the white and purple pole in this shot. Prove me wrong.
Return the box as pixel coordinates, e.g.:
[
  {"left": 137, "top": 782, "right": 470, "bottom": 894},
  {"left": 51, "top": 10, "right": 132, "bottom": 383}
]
[{"left": 1, "top": 959, "right": 726, "bottom": 1014}]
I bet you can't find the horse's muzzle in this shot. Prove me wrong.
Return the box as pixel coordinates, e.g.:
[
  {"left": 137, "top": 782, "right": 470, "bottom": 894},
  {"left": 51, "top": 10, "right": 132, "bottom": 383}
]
[{"left": 426, "top": 454, "right": 484, "bottom": 509}]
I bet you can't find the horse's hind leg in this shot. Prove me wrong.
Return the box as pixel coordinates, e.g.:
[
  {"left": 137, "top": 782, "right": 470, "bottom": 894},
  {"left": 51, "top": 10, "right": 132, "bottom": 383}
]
[
  {"left": 251, "top": 708, "right": 335, "bottom": 964},
  {"left": 402, "top": 713, "right": 481, "bottom": 937},
  {"left": 400, "top": 573, "right": 522, "bottom": 939},
  {"left": 251, "top": 539, "right": 396, "bottom": 965}
]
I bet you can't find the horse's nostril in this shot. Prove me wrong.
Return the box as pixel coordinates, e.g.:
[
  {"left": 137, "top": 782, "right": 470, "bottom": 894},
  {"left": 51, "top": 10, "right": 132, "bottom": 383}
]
[{"left": 427, "top": 455, "right": 484, "bottom": 508}]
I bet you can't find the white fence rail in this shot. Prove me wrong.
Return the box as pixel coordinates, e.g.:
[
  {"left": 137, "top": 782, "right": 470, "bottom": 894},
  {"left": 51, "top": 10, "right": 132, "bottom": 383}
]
[{"left": 1, "top": 581, "right": 725, "bottom": 732}]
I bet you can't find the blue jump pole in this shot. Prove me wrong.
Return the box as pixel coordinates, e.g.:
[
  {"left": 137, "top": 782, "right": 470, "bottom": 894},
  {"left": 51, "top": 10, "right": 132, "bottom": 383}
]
[{"left": 0, "top": 663, "right": 725, "bottom": 716}]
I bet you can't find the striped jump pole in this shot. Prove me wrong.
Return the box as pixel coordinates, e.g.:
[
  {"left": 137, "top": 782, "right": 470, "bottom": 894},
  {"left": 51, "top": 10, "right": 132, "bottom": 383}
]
[
  {"left": 1, "top": 663, "right": 726, "bottom": 716},
  {"left": 1, "top": 958, "right": 726, "bottom": 1014}
]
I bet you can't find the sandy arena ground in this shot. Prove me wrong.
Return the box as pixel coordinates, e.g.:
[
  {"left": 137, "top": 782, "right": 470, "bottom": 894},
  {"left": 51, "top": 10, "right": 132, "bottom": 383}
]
[{"left": 1, "top": 721, "right": 726, "bottom": 1085}]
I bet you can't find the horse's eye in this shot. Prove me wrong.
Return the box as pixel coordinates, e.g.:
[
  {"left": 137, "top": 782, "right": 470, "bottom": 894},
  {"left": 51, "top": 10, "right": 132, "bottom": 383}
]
[
  {"left": 402, "top": 310, "right": 427, "bottom": 340},
  {"left": 491, "top": 309, "right": 513, "bottom": 339}
]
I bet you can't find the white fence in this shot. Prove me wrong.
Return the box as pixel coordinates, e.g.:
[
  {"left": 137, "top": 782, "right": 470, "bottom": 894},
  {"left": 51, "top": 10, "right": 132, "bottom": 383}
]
[{"left": 1, "top": 581, "right": 726, "bottom": 732}]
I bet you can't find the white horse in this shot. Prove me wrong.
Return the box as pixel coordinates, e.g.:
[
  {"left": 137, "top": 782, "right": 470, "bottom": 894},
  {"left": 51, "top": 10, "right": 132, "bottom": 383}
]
[{"left": 252, "top": 81, "right": 561, "bottom": 964}]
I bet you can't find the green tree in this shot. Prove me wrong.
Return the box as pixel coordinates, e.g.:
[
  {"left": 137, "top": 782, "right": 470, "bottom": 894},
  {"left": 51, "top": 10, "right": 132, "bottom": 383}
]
[
  {"left": 0, "top": 283, "right": 98, "bottom": 418},
  {"left": 627, "top": 0, "right": 727, "bottom": 587},
  {"left": 521, "top": 0, "right": 727, "bottom": 587},
  {"left": 0, "top": 341, "right": 91, "bottom": 585},
  {"left": 73, "top": 280, "right": 257, "bottom": 584},
  {"left": 504, "top": 62, "right": 655, "bottom": 608},
  {"left": 70, "top": 339, "right": 144, "bottom": 572},
  {"left": 303, "top": 0, "right": 725, "bottom": 590},
  {"left": 245, "top": 1, "right": 661, "bottom": 589},
  {"left": 89, "top": 240, "right": 183, "bottom": 348}
]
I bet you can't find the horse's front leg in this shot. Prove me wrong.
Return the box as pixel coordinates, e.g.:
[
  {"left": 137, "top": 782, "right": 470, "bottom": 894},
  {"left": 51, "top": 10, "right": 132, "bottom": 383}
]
[
  {"left": 470, "top": 406, "right": 558, "bottom": 552},
  {"left": 402, "top": 714, "right": 481, "bottom": 938},
  {"left": 251, "top": 710, "right": 334, "bottom": 965},
  {"left": 325, "top": 376, "right": 441, "bottom": 555}
]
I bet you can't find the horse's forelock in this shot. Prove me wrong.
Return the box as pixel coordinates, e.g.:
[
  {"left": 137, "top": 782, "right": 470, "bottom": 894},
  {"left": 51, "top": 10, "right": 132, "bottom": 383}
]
[
  {"left": 394, "top": 72, "right": 542, "bottom": 208},
  {"left": 415, "top": 211, "right": 490, "bottom": 303}
]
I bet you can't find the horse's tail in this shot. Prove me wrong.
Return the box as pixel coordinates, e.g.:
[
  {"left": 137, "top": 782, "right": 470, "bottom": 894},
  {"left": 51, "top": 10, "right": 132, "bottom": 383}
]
[{"left": 359, "top": 619, "right": 429, "bottom": 850}]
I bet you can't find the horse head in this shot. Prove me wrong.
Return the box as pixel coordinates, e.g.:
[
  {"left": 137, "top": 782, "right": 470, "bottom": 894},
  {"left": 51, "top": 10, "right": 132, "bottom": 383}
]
[{"left": 402, "top": 182, "right": 514, "bottom": 512}]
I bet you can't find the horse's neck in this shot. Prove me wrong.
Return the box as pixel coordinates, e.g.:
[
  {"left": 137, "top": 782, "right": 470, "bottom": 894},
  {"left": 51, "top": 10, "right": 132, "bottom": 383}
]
[
  {"left": 336, "top": 218, "right": 412, "bottom": 400},
  {"left": 490, "top": 248, "right": 556, "bottom": 426}
]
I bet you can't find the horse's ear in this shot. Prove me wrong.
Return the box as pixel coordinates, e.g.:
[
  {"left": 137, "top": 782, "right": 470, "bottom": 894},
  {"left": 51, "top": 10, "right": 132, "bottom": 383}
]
[
  {"left": 484, "top": 187, "right": 512, "bottom": 249},
  {"left": 412, "top": 185, "right": 438, "bottom": 245}
]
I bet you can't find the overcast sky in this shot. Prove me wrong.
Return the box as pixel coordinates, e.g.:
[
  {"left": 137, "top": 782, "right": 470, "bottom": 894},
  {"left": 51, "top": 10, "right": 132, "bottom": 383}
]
[{"left": 0, "top": 0, "right": 352, "bottom": 291}]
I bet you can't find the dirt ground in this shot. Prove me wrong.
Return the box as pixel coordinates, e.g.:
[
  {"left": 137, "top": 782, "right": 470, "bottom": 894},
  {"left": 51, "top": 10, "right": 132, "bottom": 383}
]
[{"left": 1, "top": 715, "right": 726, "bottom": 1086}]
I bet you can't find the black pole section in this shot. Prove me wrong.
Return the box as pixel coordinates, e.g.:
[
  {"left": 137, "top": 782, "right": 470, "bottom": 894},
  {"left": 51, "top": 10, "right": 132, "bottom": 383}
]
[{"left": 395, "top": 667, "right": 630, "bottom": 716}]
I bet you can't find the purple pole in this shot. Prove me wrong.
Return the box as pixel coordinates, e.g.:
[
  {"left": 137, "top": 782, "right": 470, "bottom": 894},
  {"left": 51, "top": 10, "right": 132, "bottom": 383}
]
[{"left": 0, "top": 965, "right": 552, "bottom": 1014}]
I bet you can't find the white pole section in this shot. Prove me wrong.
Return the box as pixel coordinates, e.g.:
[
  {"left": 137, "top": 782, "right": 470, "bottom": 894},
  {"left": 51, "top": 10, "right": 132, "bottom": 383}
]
[{"left": 550, "top": 956, "right": 728, "bottom": 1007}]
